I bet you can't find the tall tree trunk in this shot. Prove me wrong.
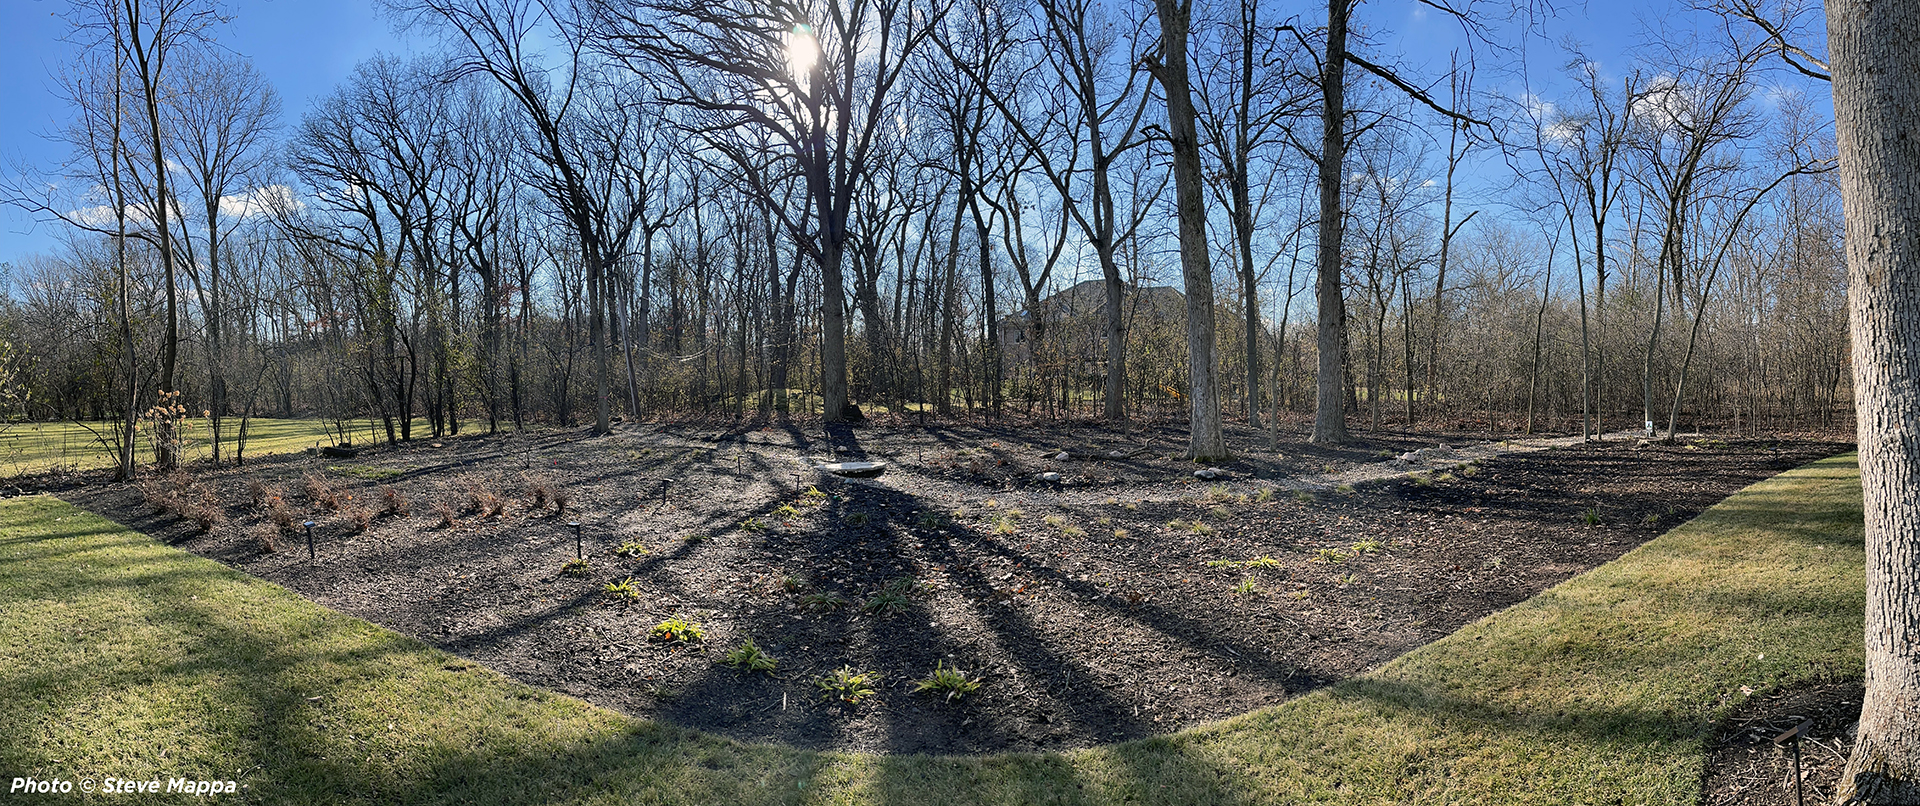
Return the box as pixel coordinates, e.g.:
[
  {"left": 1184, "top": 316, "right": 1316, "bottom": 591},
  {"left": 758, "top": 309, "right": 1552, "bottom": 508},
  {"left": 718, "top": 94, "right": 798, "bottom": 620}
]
[
  {"left": 1150, "top": 0, "right": 1226, "bottom": 461},
  {"left": 127, "top": 2, "right": 180, "bottom": 469},
  {"left": 1831, "top": 0, "right": 1920, "bottom": 798},
  {"left": 1310, "top": 0, "right": 1351, "bottom": 445}
]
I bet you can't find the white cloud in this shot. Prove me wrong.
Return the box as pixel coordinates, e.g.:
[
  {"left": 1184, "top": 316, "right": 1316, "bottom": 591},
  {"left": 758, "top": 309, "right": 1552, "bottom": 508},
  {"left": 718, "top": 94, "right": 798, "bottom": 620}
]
[
  {"left": 217, "top": 184, "right": 300, "bottom": 219},
  {"left": 67, "top": 203, "right": 151, "bottom": 229}
]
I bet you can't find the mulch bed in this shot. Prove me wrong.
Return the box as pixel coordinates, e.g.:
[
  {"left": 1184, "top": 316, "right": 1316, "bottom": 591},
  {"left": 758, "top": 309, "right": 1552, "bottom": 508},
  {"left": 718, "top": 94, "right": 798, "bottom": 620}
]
[
  {"left": 50, "top": 419, "right": 1848, "bottom": 755},
  {"left": 1701, "top": 680, "right": 1862, "bottom": 805}
]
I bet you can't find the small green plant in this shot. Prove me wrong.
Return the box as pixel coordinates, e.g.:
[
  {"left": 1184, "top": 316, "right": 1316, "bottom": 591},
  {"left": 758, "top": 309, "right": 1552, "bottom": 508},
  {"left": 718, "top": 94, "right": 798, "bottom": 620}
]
[
  {"left": 1208, "top": 505, "right": 1232, "bottom": 520},
  {"left": 1205, "top": 484, "right": 1233, "bottom": 503},
  {"left": 779, "top": 574, "right": 807, "bottom": 592},
  {"left": 843, "top": 511, "right": 871, "bottom": 526},
  {"left": 1315, "top": 547, "right": 1348, "bottom": 564},
  {"left": 990, "top": 513, "right": 1018, "bottom": 535},
  {"left": 1350, "top": 538, "right": 1383, "bottom": 555},
  {"left": 615, "top": 540, "right": 650, "bottom": 558},
  {"left": 740, "top": 516, "right": 765, "bottom": 532},
  {"left": 914, "top": 662, "right": 982, "bottom": 702},
  {"left": 684, "top": 533, "right": 710, "bottom": 545},
  {"left": 815, "top": 666, "right": 880, "bottom": 703},
  {"left": 1210, "top": 555, "right": 1282, "bottom": 570},
  {"left": 1061, "top": 524, "right": 1086, "bottom": 538},
  {"left": 1485, "top": 556, "right": 1506, "bottom": 570},
  {"left": 604, "top": 577, "right": 641, "bottom": 603},
  {"left": 802, "top": 591, "right": 849, "bottom": 611},
  {"left": 863, "top": 590, "right": 912, "bottom": 615},
  {"left": 1583, "top": 507, "right": 1603, "bottom": 526},
  {"left": 773, "top": 503, "right": 802, "bottom": 520},
  {"left": 1460, "top": 463, "right": 1480, "bottom": 477},
  {"left": 1232, "top": 576, "right": 1259, "bottom": 595},
  {"left": 1336, "top": 484, "right": 1356, "bottom": 494},
  {"left": 1255, "top": 487, "right": 1276, "bottom": 503},
  {"left": 916, "top": 511, "right": 945, "bottom": 529},
  {"left": 1293, "top": 490, "right": 1315, "bottom": 504},
  {"left": 802, "top": 486, "right": 829, "bottom": 505},
  {"left": 1188, "top": 521, "right": 1214, "bottom": 536},
  {"left": 1043, "top": 514, "right": 1066, "bottom": 530},
  {"left": 720, "top": 639, "right": 777, "bottom": 673},
  {"left": 1434, "top": 471, "right": 1455, "bottom": 482},
  {"left": 1113, "top": 528, "right": 1131, "bottom": 539},
  {"left": 561, "top": 558, "right": 591, "bottom": 577},
  {"left": 1414, "top": 474, "right": 1436, "bottom": 487},
  {"left": 863, "top": 577, "right": 925, "bottom": 615},
  {"left": 1337, "top": 573, "right": 1357, "bottom": 586},
  {"left": 649, "top": 617, "right": 705, "bottom": 644},
  {"left": 1288, "top": 588, "right": 1311, "bottom": 600}
]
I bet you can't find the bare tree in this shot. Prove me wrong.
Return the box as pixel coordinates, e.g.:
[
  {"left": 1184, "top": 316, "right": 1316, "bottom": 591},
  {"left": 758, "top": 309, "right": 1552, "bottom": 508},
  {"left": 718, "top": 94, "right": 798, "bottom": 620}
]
[
  {"left": 1144, "top": 0, "right": 1227, "bottom": 460},
  {"left": 164, "top": 46, "right": 280, "bottom": 462},
  {"left": 591, "top": 0, "right": 933, "bottom": 422}
]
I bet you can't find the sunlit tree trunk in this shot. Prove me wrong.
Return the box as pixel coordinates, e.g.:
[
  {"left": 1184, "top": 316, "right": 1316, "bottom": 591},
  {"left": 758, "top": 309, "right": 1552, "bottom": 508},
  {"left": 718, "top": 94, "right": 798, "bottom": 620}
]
[{"left": 1831, "top": 0, "right": 1920, "bottom": 799}]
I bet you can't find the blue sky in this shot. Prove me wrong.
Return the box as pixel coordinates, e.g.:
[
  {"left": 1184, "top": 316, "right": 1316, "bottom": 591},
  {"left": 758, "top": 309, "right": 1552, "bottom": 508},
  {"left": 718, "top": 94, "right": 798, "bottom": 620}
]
[
  {"left": 0, "top": 0, "right": 420, "bottom": 264},
  {"left": 0, "top": 0, "right": 1828, "bottom": 267}
]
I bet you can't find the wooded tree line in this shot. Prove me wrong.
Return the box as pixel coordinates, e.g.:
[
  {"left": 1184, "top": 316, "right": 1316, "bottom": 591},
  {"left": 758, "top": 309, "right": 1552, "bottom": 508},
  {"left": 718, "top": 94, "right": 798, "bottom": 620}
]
[{"left": 0, "top": 0, "right": 1846, "bottom": 475}]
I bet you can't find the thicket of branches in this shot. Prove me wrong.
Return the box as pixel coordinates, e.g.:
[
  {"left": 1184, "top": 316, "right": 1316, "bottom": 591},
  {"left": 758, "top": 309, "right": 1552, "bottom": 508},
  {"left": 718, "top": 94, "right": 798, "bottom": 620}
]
[{"left": 0, "top": 0, "right": 1846, "bottom": 476}]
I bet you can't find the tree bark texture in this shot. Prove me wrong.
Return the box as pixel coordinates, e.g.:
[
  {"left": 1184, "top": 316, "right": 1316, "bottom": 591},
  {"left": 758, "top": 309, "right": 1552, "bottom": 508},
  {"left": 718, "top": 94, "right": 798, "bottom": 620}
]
[
  {"left": 1831, "top": 0, "right": 1920, "bottom": 800},
  {"left": 1151, "top": 0, "right": 1227, "bottom": 461},
  {"left": 1311, "top": 0, "right": 1350, "bottom": 445}
]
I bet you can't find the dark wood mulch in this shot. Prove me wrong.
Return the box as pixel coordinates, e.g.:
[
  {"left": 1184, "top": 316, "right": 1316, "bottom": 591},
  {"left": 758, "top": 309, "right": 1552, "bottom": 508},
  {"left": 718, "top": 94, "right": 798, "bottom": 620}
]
[
  {"left": 51, "top": 420, "right": 1848, "bottom": 755},
  {"left": 1700, "top": 680, "right": 1862, "bottom": 805}
]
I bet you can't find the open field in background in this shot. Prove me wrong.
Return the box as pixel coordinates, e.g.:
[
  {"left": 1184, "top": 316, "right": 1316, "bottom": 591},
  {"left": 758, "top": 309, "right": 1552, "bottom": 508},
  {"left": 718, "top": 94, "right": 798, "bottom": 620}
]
[
  {"left": 0, "top": 418, "right": 458, "bottom": 477},
  {"left": 0, "top": 453, "right": 1863, "bottom": 804}
]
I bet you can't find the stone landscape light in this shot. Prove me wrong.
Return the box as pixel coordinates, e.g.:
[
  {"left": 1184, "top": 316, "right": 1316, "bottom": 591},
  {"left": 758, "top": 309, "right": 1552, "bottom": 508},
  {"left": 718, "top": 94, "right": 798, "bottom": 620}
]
[
  {"left": 303, "top": 520, "right": 316, "bottom": 564},
  {"left": 569, "top": 520, "right": 583, "bottom": 559}
]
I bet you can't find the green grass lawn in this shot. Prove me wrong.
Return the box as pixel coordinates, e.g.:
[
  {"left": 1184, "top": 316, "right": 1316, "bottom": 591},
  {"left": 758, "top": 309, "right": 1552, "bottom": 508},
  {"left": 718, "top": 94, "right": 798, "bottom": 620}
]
[
  {"left": 0, "top": 418, "right": 459, "bottom": 476},
  {"left": 0, "top": 454, "right": 1864, "bottom": 804}
]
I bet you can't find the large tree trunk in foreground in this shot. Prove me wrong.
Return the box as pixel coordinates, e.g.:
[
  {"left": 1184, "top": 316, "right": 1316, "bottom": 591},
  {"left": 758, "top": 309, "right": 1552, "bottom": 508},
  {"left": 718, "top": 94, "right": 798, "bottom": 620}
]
[{"left": 1831, "top": 0, "right": 1920, "bottom": 800}]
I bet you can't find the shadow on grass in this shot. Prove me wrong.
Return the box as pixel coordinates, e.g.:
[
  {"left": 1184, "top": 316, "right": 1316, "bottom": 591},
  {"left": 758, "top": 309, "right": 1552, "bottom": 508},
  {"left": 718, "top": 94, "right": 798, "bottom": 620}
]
[{"left": 0, "top": 452, "right": 1867, "bottom": 804}]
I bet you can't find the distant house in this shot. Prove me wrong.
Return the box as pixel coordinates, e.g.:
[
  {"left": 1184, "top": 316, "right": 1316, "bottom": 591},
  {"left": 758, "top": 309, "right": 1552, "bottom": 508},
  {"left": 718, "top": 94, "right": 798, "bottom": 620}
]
[{"left": 996, "top": 279, "right": 1185, "bottom": 369}]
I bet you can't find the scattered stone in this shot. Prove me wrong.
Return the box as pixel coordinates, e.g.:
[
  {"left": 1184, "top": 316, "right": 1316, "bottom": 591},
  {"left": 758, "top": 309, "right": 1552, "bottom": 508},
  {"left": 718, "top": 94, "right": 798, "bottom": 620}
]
[
  {"left": 1054, "top": 451, "right": 1071, "bottom": 461},
  {"left": 1106, "top": 450, "right": 1128, "bottom": 459},
  {"left": 816, "top": 461, "right": 886, "bottom": 479},
  {"left": 1194, "top": 468, "right": 1223, "bottom": 480},
  {"left": 1036, "top": 472, "right": 1062, "bottom": 483},
  {"left": 1397, "top": 451, "right": 1421, "bottom": 462}
]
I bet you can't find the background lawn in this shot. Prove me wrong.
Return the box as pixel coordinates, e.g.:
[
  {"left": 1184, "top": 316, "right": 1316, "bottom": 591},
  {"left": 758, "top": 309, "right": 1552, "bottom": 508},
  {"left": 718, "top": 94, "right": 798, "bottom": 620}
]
[
  {"left": 0, "top": 454, "right": 1864, "bottom": 804},
  {"left": 0, "top": 418, "right": 460, "bottom": 477}
]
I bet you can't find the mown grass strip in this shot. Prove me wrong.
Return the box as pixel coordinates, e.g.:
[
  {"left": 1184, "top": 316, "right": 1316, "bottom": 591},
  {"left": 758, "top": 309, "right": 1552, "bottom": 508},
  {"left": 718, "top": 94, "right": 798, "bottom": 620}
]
[
  {"left": 0, "top": 418, "right": 464, "bottom": 476},
  {"left": 0, "top": 454, "right": 1863, "bottom": 804}
]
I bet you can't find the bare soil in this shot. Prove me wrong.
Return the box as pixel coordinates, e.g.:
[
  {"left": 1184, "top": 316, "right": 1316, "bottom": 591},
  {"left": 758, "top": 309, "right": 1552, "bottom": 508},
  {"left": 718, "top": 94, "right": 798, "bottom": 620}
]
[{"left": 51, "top": 417, "right": 1848, "bottom": 755}]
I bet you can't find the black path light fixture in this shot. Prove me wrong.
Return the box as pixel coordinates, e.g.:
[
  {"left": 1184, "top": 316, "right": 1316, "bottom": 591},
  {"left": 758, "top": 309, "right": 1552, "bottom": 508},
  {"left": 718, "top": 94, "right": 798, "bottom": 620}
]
[
  {"left": 303, "top": 520, "right": 317, "bottom": 564},
  {"left": 569, "top": 520, "right": 583, "bottom": 560},
  {"left": 1773, "top": 718, "right": 1812, "bottom": 806}
]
